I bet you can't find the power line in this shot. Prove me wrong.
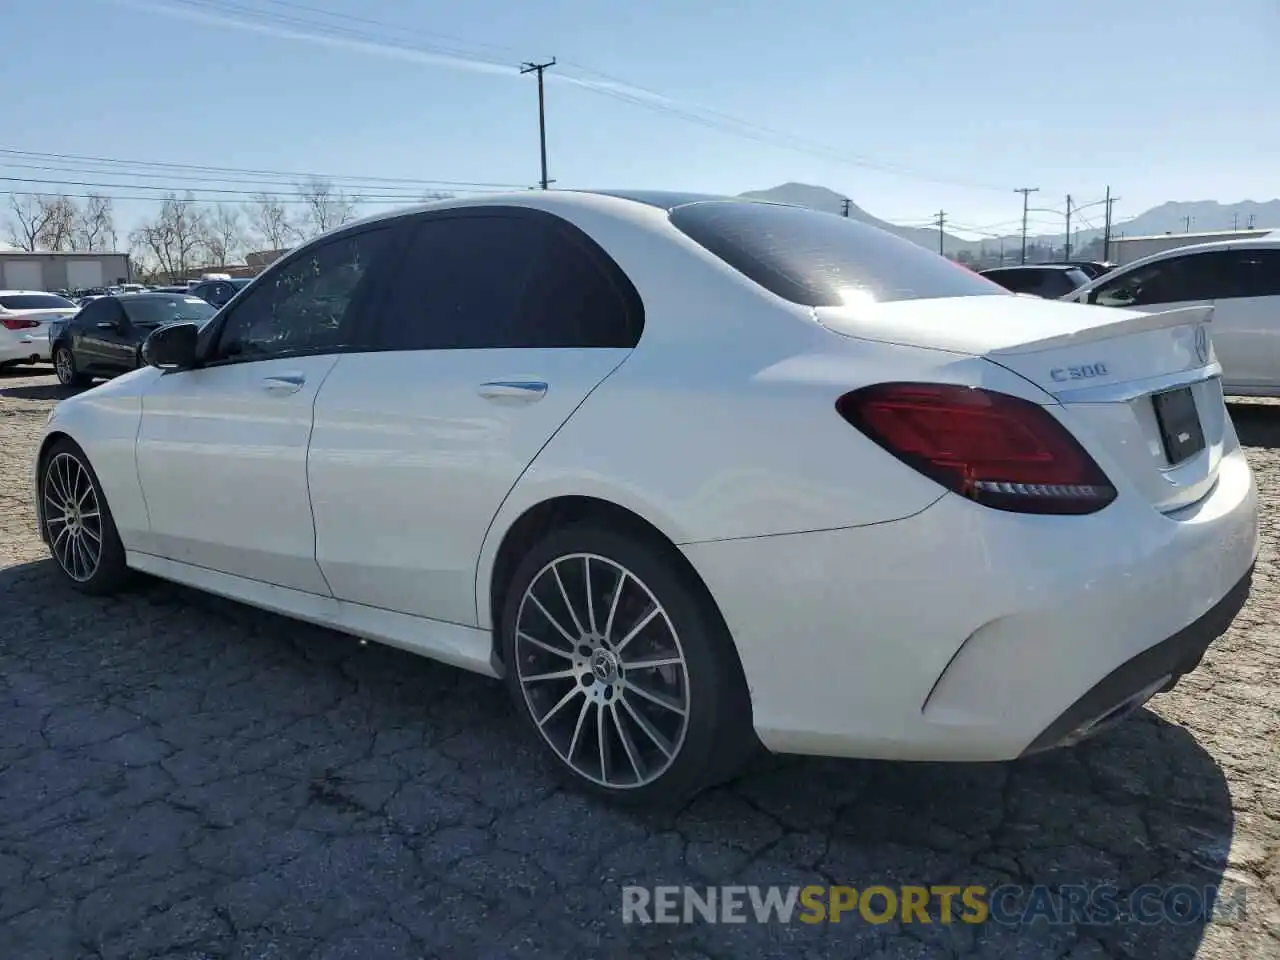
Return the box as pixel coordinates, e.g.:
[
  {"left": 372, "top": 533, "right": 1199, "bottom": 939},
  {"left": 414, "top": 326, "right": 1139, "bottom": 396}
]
[
  {"left": 156, "top": 0, "right": 1016, "bottom": 194},
  {"left": 0, "top": 147, "right": 526, "bottom": 189},
  {"left": 520, "top": 58, "right": 557, "bottom": 190}
]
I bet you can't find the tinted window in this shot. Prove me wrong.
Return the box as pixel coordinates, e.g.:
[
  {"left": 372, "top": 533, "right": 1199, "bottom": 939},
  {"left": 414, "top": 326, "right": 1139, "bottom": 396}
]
[
  {"left": 76, "top": 298, "right": 125, "bottom": 327},
  {"left": 1092, "top": 251, "right": 1232, "bottom": 307},
  {"left": 1224, "top": 248, "right": 1280, "bottom": 299},
  {"left": 377, "top": 214, "right": 640, "bottom": 350},
  {"left": 669, "top": 201, "right": 1005, "bottom": 307},
  {"left": 0, "top": 293, "right": 77, "bottom": 310},
  {"left": 122, "top": 296, "right": 216, "bottom": 327},
  {"left": 212, "top": 228, "right": 390, "bottom": 362}
]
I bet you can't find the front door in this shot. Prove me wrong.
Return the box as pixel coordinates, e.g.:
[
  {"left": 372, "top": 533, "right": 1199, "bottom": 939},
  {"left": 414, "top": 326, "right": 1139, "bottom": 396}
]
[
  {"left": 74, "top": 298, "right": 136, "bottom": 373},
  {"left": 308, "top": 209, "right": 641, "bottom": 626},
  {"left": 134, "top": 225, "right": 396, "bottom": 593}
]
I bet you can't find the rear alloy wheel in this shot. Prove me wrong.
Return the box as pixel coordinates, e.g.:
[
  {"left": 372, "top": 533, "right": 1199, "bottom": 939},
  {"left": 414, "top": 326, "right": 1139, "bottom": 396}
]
[
  {"left": 502, "top": 524, "right": 755, "bottom": 806},
  {"left": 54, "top": 346, "right": 89, "bottom": 387},
  {"left": 40, "top": 440, "right": 131, "bottom": 595}
]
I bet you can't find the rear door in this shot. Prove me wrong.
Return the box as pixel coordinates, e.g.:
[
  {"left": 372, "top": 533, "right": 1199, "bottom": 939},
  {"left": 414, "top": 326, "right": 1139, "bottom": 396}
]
[
  {"left": 307, "top": 207, "right": 642, "bottom": 625},
  {"left": 1213, "top": 246, "right": 1280, "bottom": 392}
]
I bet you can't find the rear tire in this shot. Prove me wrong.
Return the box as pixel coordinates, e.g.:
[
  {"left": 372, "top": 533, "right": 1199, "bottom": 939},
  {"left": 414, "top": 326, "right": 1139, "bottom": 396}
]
[
  {"left": 39, "top": 438, "right": 132, "bottom": 596},
  {"left": 500, "top": 522, "right": 756, "bottom": 807},
  {"left": 54, "top": 346, "right": 90, "bottom": 387}
]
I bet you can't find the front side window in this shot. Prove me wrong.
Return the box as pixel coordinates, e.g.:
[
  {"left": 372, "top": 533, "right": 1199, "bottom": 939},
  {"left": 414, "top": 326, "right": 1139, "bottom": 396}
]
[
  {"left": 1223, "top": 248, "right": 1280, "bottom": 299},
  {"left": 1092, "top": 251, "right": 1232, "bottom": 307},
  {"left": 377, "top": 213, "right": 640, "bottom": 351},
  {"left": 211, "top": 228, "right": 390, "bottom": 362}
]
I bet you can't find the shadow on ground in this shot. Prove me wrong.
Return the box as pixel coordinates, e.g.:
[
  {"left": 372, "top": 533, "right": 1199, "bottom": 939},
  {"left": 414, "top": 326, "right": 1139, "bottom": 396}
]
[
  {"left": 0, "top": 558, "right": 1236, "bottom": 959},
  {"left": 1228, "top": 401, "right": 1280, "bottom": 449},
  {"left": 0, "top": 381, "right": 80, "bottom": 402}
]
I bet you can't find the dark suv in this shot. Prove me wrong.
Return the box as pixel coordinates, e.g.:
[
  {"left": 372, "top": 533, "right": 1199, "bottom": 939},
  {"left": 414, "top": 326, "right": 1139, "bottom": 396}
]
[
  {"left": 979, "top": 264, "right": 1091, "bottom": 298},
  {"left": 50, "top": 293, "right": 217, "bottom": 387}
]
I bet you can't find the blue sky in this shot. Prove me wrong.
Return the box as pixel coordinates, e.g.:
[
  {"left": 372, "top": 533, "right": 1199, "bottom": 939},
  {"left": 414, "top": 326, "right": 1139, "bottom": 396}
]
[{"left": 4, "top": 0, "right": 1279, "bottom": 242}]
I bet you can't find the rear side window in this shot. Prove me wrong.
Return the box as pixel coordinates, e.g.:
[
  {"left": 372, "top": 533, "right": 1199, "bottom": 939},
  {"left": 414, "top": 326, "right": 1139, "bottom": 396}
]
[
  {"left": 1224, "top": 248, "right": 1280, "bottom": 299},
  {"left": 376, "top": 213, "right": 641, "bottom": 350},
  {"left": 669, "top": 201, "right": 1005, "bottom": 307}
]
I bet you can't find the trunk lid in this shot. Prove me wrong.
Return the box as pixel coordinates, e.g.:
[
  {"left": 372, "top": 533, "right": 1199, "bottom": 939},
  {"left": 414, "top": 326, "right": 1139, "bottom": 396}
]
[{"left": 815, "top": 296, "right": 1223, "bottom": 514}]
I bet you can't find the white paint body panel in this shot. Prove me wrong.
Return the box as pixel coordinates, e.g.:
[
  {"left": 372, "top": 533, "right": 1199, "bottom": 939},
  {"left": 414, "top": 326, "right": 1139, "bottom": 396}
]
[
  {"left": 33, "top": 190, "right": 1261, "bottom": 765},
  {"left": 309, "top": 348, "right": 629, "bottom": 626},
  {"left": 135, "top": 356, "right": 339, "bottom": 594}
]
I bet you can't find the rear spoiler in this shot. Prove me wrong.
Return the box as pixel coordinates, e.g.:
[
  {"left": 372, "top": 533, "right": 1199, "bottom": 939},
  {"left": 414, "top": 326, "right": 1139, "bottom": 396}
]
[{"left": 986, "top": 305, "right": 1214, "bottom": 357}]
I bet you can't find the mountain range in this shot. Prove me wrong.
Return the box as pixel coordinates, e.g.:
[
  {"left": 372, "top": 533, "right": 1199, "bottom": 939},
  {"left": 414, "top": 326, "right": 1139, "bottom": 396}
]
[{"left": 739, "top": 183, "right": 1280, "bottom": 257}]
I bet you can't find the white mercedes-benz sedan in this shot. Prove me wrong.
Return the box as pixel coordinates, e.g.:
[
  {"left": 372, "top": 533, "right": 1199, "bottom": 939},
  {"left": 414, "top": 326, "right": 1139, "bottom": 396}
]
[{"left": 34, "top": 190, "right": 1258, "bottom": 804}]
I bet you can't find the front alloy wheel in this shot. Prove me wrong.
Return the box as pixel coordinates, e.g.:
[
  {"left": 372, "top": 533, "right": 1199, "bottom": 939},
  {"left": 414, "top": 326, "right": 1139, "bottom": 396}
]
[
  {"left": 40, "top": 441, "right": 131, "bottom": 595},
  {"left": 502, "top": 524, "right": 756, "bottom": 805}
]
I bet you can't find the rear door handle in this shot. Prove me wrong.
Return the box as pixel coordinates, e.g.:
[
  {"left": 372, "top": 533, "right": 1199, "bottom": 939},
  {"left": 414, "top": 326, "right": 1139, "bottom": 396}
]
[
  {"left": 261, "top": 372, "right": 306, "bottom": 394},
  {"left": 478, "top": 380, "right": 548, "bottom": 402}
]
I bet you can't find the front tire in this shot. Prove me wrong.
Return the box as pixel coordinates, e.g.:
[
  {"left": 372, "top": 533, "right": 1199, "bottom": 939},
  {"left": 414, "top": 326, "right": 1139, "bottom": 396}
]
[
  {"left": 54, "top": 346, "right": 90, "bottom": 387},
  {"left": 500, "top": 523, "right": 756, "bottom": 806},
  {"left": 39, "top": 439, "right": 132, "bottom": 595}
]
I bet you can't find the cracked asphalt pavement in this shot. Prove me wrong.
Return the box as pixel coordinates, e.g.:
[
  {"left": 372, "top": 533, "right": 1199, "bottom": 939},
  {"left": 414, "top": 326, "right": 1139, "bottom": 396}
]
[{"left": 0, "top": 367, "right": 1277, "bottom": 960}]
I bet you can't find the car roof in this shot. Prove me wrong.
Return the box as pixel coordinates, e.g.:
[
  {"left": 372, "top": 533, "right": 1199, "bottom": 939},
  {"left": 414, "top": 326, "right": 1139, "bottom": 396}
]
[
  {"left": 1074, "top": 235, "right": 1280, "bottom": 290},
  {"left": 981, "top": 264, "right": 1084, "bottom": 272},
  {"left": 0, "top": 289, "right": 73, "bottom": 296}
]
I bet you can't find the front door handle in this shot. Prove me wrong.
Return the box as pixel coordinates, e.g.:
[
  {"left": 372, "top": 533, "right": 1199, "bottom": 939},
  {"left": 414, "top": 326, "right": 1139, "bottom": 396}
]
[
  {"left": 261, "top": 373, "right": 306, "bottom": 394},
  {"left": 478, "top": 380, "right": 548, "bottom": 402}
]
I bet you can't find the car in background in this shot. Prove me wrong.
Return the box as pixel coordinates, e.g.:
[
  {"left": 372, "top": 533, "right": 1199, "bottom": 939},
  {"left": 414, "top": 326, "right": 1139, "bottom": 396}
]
[
  {"left": 0, "top": 291, "right": 80, "bottom": 370},
  {"left": 1062, "top": 235, "right": 1280, "bottom": 397},
  {"left": 1063, "top": 260, "right": 1116, "bottom": 280},
  {"left": 149, "top": 285, "right": 191, "bottom": 294},
  {"left": 33, "top": 190, "right": 1257, "bottom": 804},
  {"left": 978, "top": 264, "right": 1091, "bottom": 298},
  {"left": 189, "top": 276, "right": 252, "bottom": 308},
  {"left": 49, "top": 292, "right": 217, "bottom": 387}
]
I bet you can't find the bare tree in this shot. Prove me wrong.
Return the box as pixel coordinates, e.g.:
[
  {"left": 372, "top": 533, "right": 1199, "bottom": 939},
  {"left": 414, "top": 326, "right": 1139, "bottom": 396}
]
[
  {"left": 75, "top": 194, "right": 117, "bottom": 251},
  {"left": 5, "top": 194, "right": 58, "bottom": 251},
  {"left": 201, "top": 205, "right": 247, "bottom": 266},
  {"left": 38, "top": 196, "right": 80, "bottom": 252},
  {"left": 129, "top": 193, "right": 208, "bottom": 280},
  {"left": 245, "top": 193, "right": 297, "bottom": 252},
  {"left": 295, "top": 177, "right": 359, "bottom": 237}
]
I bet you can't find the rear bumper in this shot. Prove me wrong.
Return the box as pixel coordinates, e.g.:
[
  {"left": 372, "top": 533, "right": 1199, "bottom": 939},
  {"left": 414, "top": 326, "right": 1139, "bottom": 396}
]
[
  {"left": 0, "top": 335, "right": 50, "bottom": 362},
  {"left": 1020, "top": 562, "right": 1253, "bottom": 754},
  {"left": 681, "top": 444, "right": 1258, "bottom": 762}
]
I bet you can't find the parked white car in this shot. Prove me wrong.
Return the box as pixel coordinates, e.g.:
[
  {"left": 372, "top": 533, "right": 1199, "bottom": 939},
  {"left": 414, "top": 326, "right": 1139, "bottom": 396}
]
[
  {"left": 1062, "top": 234, "right": 1280, "bottom": 396},
  {"left": 0, "top": 291, "right": 80, "bottom": 369},
  {"left": 33, "top": 191, "right": 1258, "bottom": 803}
]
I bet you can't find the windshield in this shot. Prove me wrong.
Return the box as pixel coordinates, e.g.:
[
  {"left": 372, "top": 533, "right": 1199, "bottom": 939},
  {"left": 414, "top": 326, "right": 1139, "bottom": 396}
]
[
  {"left": 0, "top": 293, "right": 78, "bottom": 310},
  {"left": 669, "top": 201, "right": 1006, "bottom": 307},
  {"left": 122, "top": 296, "right": 217, "bottom": 326}
]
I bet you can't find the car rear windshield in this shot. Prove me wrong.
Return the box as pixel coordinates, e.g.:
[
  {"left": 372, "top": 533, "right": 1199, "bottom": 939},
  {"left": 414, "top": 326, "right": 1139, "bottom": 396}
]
[
  {"left": 668, "top": 201, "right": 1005, "bottom": 307},
  {"left": 0, "top": 294, "right": 77, "bottom": 310},
  {"left": 122, "top": 296, "right": 217, "bottom": 326}
]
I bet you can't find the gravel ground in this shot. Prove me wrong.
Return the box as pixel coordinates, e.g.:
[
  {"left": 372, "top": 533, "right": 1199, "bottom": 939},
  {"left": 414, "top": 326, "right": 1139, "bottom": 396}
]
[{"left": 0, "top": 365, "right": 1276, "bottom": 960}]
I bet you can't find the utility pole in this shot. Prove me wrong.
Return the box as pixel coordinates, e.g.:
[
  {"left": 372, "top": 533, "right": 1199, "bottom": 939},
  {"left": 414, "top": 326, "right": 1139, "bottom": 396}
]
[
  {"left": 840, "top": 198, "right": 851, "bottom": 217},
  {"left": 1182, "top": 215, "right": 1194, "bottom": 233},
  {"left": 1102, "top": 186, "right": 1118, "bottom": 262},
  {"left": 1064, "top": 194, "right": 1072, "bottom": 261},
  {"left": 1248, "top": 214, "right": 1257, "bottom": 229},
  {"left": 1015, "top": 187, "right": 1039, "bottom": 264},
  {"left": 520, "top": 58, "right": 556, "bottom": 190},
  {"left": 932, "top": 210, "right": 946, "bottom": 255},
  {"left": 1233, "top": 212, "right": 1240, "bottom": 231}
]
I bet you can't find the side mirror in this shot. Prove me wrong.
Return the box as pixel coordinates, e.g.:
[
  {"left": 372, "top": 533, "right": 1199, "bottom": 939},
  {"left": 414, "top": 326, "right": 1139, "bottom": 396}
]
[{"left": 141, "top": 322, "right": 200, "bottom": 370}]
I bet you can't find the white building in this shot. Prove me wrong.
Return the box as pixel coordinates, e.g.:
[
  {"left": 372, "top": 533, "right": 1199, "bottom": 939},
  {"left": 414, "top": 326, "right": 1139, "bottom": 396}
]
[
  {"left": 0, "top": 250, "right": 132, "bottom": 291},
  {"left": 1109, "top": 228, "right": 1274, "bottom": 266}
]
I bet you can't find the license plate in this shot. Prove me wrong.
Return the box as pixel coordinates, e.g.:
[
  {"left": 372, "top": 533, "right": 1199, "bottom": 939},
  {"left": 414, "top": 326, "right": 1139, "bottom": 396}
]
[{"left": 1152, "top": 386, "right": 1205, "bottom": 465}]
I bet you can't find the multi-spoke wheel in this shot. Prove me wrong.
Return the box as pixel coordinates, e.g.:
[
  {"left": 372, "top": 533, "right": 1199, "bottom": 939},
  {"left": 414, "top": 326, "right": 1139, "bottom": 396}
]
[
  {"left": 501, "top": 523, "right": 756, "bottom": 805},
  {"left": 53, "top": 346, "right": 90, "bottom": 387},
  {"left": 39, "top": 439, "right": 131, "bottom": 595}
]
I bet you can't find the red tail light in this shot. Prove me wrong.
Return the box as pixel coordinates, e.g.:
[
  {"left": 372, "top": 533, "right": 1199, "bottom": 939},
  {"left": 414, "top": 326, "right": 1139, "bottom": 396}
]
[
  {"left": 836, "top": 382, "right": 1116, "bottom": 515},
  {"left": 0, "top": 317, "right": 40, "bottom": 331}
]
